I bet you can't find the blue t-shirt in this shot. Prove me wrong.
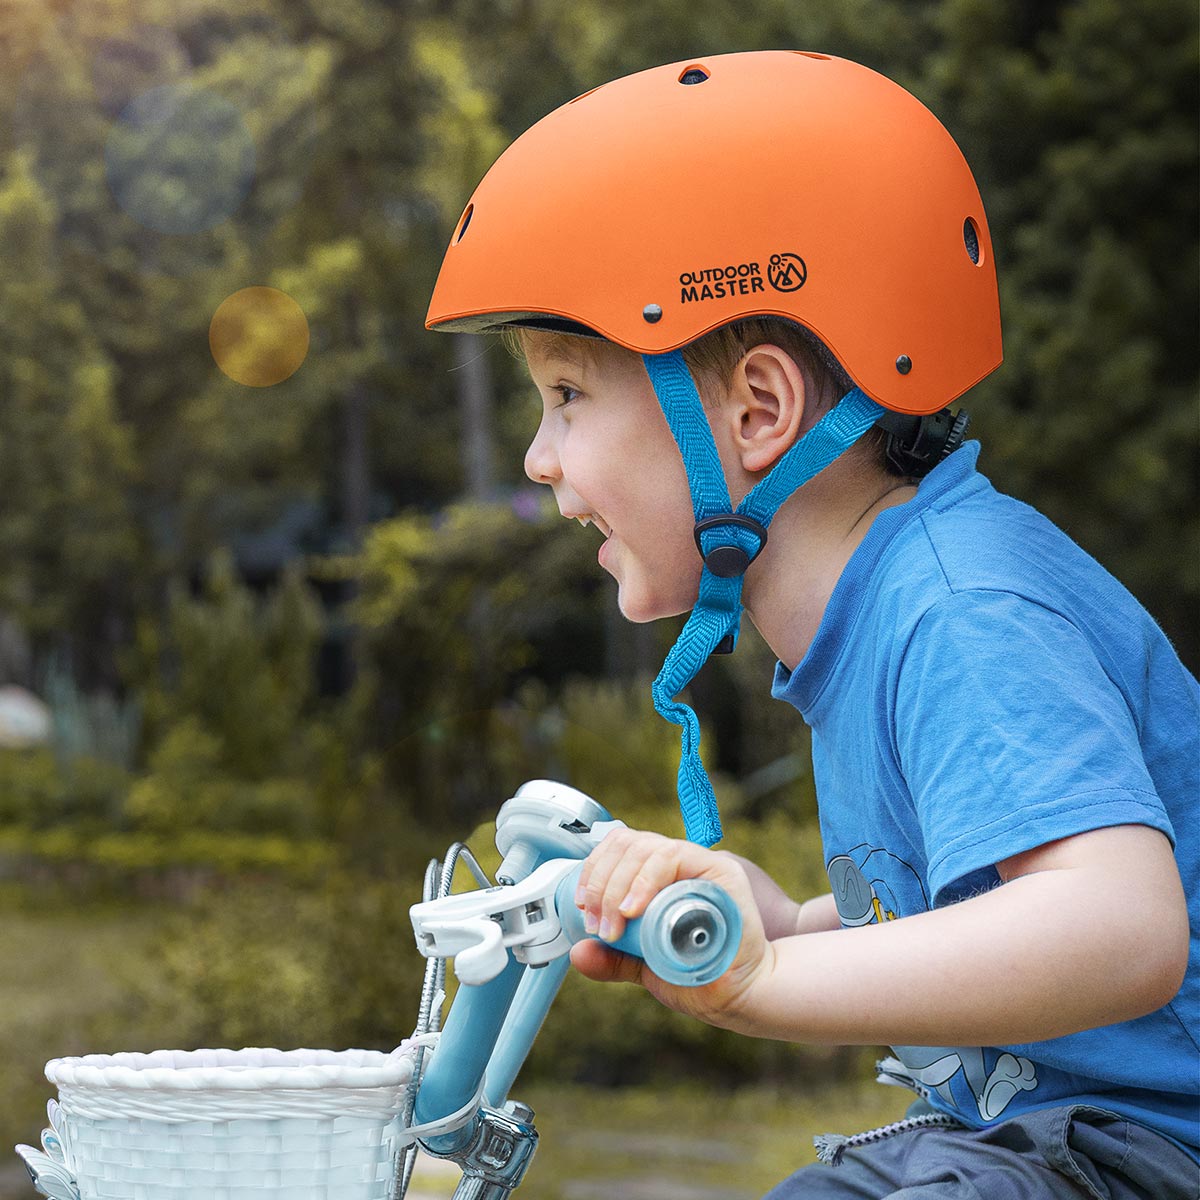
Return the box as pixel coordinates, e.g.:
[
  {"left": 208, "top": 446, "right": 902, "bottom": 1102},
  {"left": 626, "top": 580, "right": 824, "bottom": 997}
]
[{"left": 771, "top": 441, "right": 1200, "bottom": 1156}]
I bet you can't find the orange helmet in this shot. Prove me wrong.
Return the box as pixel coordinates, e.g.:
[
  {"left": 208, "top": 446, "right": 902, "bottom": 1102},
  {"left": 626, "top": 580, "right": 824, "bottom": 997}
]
[
  {"left": 426, "top": 52, "right": 1003, "bottom": 846},
  {"left": 426, "top": 50, "right": 1001, "bottom": 415}
]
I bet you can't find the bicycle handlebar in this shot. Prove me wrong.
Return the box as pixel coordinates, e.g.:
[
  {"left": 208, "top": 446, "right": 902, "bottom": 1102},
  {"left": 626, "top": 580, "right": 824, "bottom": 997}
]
[
  {"left": 553, "top": 861, "right": 742, "bottom": 987},
  {"left": 408, "top": 783, "right": 743, "bottom": 1146},
  {"left": 402, "top": 780, "right": 743, "bottom": 1199}
]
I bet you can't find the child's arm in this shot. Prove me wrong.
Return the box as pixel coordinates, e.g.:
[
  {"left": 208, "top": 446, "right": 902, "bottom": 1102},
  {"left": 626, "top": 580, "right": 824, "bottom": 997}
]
[
  {"left": 716, "top": 851, "right": 841, "bottom": 938},
  {"left": 571, "top": 823, "right": 1189, "bottom": 1047}
]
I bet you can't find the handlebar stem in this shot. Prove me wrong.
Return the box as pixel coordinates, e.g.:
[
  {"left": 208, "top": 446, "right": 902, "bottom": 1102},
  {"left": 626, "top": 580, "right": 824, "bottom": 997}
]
[{"left": 423, "top": 1101, "right": 538, "bottom": 1200}]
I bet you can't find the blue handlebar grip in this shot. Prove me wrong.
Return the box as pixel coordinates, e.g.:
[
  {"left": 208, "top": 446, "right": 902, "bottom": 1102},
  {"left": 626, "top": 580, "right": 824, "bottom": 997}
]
[{"left": 554, "top": 863, "right": 741, "bottom": 987}]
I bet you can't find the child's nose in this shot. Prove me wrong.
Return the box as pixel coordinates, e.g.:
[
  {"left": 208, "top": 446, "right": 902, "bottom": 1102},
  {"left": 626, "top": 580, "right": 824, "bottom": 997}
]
[{"left": 524, "top": 419, "right": 560, "bottom": 485}]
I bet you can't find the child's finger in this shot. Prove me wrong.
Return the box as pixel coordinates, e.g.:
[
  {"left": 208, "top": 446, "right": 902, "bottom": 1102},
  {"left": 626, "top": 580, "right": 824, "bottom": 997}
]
[
  {"left": 575, "top": 826, "right": 652, "bottom": 902},
  {"left": 573, "top": 824, "right": 636, "bottom": 899},
  {"left": 572, "top": 832, "right": 627, "bottom": 913},
  {"left": 615, "top": 840, "right": 695, "bottom": 917},
  {"left": 594, "top": 835, "right": 665, "bottom": 902},
  {"left": 569, "top": 937, "right": 643, "bottom": 985},
  {"left": 579, "top": 832, "right": 678, "bottom": 936},
  {"left": 575, "top": 835, "right": 648, "bottom": 938},
  {"left": 601, "top": 843, "right": 688, "bottom": 938}
]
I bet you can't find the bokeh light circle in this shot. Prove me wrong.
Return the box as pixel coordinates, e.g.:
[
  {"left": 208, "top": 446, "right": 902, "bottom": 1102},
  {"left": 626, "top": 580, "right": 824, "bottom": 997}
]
[
  {"left": 105, "top": 84, "right": 256, "bottom": 234},
  {"left": 210, "top": 287, "right": 310, "bottom": 387}
]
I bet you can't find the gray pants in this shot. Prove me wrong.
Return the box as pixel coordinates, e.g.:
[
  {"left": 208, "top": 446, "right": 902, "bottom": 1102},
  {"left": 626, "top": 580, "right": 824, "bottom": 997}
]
[{"left": 762, "top": 1107, "right": 1200, "bottom": 1199}]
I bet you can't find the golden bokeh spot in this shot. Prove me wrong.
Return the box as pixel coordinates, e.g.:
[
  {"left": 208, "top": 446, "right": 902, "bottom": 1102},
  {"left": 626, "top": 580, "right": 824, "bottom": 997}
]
[{"left": 209, "top": 286, "right": 310, "bottom": 387}]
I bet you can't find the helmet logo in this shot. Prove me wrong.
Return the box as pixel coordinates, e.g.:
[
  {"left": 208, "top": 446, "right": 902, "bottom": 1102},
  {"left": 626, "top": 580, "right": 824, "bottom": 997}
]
[
  {"left": 679, "top": 261, "right": 765, "bottom": 305},
  {"left": 768, "top": 253, "right": 807, "bottom": 292}
]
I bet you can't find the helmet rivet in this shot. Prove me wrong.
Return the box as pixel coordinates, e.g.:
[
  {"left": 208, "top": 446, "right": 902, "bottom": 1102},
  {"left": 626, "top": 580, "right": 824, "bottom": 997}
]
[
  {"left": 895, "top": 355, "right": 913, "bottom": 375},
  {"left": 643, "top": 304, "right": 663, "bottom": 323}
]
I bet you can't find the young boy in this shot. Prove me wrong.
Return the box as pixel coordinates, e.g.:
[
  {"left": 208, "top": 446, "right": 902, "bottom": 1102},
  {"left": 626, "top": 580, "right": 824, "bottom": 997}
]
[{"left": 424, "top": 52, "right": 1199, "bottom": 1198}]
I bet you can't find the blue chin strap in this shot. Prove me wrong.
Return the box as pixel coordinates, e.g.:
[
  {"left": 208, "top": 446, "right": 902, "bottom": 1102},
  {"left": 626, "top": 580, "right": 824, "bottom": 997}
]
[{"left": 642, "top": 350, "right": 884, "bottom": 846}]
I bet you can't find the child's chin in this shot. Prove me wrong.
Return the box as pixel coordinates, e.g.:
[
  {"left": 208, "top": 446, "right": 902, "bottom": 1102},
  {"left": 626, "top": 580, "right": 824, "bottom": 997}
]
[
  {"left": 615, "top": 586, "right": 655, "bottom": 624},
  {"left": 616, "top": 585, "right": 690, "bottom": 625}
]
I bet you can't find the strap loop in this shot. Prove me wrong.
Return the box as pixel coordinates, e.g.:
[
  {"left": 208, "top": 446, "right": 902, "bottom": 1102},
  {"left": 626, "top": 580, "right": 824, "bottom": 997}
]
[{"left": 693, "top": 514, "right": 769, "bottom": 578}]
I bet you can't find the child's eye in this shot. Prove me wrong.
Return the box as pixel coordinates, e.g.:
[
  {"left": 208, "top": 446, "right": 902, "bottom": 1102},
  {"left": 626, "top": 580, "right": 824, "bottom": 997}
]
[{"left": 552, "top": 384, "right": 581, "bottom": 407}]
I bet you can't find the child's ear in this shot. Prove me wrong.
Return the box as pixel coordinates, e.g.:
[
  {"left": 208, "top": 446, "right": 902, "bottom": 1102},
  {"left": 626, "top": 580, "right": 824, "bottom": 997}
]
[{"left": 725, "top": 345, "right": 807, "bottom": 474}]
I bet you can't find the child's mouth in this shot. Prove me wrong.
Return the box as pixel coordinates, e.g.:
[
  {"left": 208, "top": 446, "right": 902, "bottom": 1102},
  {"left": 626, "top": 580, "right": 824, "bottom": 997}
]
[
  {"left": 577, "top": 513, "right": 615, "bottom": 570},
  {"left": 577, "top": 514, "right": 613, "bottom": 540}
]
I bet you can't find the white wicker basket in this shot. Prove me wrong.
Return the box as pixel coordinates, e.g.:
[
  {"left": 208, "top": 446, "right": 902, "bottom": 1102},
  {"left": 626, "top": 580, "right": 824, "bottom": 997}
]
[{"left": 15, "top": 1047, "right": 417, "bottom": 1200}]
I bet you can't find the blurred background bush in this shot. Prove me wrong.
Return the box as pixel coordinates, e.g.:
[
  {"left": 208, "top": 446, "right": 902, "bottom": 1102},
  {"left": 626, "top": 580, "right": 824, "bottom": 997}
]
[{"left": 0, "top": 0, "right": 1195, "bottom": 1189}]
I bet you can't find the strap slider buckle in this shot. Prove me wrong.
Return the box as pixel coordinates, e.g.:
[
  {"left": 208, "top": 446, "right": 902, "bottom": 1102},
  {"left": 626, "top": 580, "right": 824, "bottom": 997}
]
[{"left": 693, "top": 515, "right": 769, "bottom": 578}]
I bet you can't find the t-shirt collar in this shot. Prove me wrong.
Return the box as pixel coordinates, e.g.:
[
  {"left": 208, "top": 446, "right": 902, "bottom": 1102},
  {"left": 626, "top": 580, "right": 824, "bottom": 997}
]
[{"left": 772, "top": 440, "right": 983, "bottom": 717}]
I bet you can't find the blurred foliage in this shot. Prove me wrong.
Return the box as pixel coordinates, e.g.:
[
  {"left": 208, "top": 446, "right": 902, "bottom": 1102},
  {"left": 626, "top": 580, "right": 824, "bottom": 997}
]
[
  {"left": 129, "top": 874, "right": 426, "bottom": 1052},
  {"left": 0, "top": 0, "right": 1195, "bottom": 1112},
  {"left": 348, "top": 499, "right": 666, "bottom": 826},
  {"left": 0, "top": 746, "right": 127, "bottom": 830},
  {"left": 120, "top": 549, "right": 324, "bottom": 781},
  {"left": 921, "top": 0, "right": 1199, "bottom": 655},
  {"left": 0, "top": 554, "right": 383, "bottom": 885},
  {"left": 0, "top": 0, "right": 1193, "bottom": 690}
]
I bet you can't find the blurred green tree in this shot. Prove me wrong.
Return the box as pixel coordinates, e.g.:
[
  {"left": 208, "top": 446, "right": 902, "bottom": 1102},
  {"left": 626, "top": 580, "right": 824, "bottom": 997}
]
[
  {"left": 0, "top": 151, "right": 140, "bottom": 666},
  {"left": 348, "top": 499, "right": 616, "bottom": 826},
  {"left": 0, "top": 0, "right": 1194, "bottom": 837},
  {"left": 922, "top": 0, "right": 1199, "bottom": 664}
]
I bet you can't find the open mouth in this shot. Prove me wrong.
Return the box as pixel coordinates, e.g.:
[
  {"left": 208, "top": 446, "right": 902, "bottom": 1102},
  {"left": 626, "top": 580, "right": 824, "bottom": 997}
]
[{"left": 576, "top": 514, "right": 613, "bottom": 539}]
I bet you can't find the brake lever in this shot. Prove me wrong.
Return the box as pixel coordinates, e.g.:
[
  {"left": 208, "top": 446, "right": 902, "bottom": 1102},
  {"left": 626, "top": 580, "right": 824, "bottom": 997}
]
[{"left": 410, "top": 858, "right": 580, "bottom": 986}]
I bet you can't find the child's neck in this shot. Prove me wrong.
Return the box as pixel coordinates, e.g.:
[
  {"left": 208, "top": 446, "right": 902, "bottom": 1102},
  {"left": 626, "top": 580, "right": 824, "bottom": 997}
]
[{"left": 740, "top": 460, "right": 916, "bottom": 671}]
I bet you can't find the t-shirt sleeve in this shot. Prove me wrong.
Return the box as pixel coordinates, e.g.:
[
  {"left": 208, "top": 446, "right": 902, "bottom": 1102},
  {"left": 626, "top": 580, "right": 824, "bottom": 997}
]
[{"left": 893, "top": 589, "right": 1175, "bottom": 905}]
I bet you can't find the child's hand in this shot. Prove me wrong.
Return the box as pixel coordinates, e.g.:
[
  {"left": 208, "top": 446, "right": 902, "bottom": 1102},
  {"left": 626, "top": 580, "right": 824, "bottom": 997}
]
[{"left": 569, "top": 827, "right": 773, "bottom": 1028}]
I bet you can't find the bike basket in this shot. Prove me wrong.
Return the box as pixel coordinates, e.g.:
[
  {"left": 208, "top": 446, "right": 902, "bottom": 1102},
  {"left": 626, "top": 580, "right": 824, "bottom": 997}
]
[{"left": 15, "top": 1047, "right": 417, "bottom": 1200}]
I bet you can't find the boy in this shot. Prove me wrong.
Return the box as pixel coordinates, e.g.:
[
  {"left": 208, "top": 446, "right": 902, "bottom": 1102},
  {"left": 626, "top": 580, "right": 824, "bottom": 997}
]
[{"left": 424, "top": 52, "right": 1198, "bottom": 1197}]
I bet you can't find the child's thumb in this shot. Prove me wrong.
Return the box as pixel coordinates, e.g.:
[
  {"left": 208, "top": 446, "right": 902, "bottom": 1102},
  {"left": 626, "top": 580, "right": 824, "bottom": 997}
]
[{"left": 569, "top": 939, "right": 644, "bottom": 986}]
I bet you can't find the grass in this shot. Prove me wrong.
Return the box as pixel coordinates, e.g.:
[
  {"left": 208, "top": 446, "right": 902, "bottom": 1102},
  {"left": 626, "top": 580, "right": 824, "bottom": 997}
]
[
  {"left": 512, "top": 1079, "right": 911, "bottom": 1198},
  {"left": 400, "top": 1079, "right": 912, "bottom": 1198},
  {"left": 0, "top": 886, "right": 180, "bottom": 1197}
]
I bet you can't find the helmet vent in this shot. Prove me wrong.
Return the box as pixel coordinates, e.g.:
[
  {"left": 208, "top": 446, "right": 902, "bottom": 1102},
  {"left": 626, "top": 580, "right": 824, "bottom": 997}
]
[
  {"left": 963, "top": 217, "right": 980, "bottom": 264},
  {"left": 793, "top": 51, "right": 831, "bottom": 60},
  {"left": 455, "top": 204, "right": 474, "bottom": 243},
  {"left": 678, "top": 65, "right": 710, "bottom": 85}
]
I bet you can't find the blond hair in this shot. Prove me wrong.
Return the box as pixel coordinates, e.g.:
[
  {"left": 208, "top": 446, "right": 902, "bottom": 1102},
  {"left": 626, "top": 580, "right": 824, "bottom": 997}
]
[
  {"left": 502, "top": 317, "right": 849, "bottom": 406},
  {"left": 501, "top": 317, "right": 893, "bottom": 471}
]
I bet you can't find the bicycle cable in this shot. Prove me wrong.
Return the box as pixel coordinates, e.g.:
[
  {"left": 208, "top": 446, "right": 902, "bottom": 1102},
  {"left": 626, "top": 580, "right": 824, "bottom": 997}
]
[{"left": 391, "top": 843, "right": 492, "bottom": 1199}]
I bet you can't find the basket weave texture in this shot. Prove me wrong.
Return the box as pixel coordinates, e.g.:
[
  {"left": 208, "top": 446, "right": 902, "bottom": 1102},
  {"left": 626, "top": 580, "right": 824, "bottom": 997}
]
[{"left": 18, "top": 1047, "right": 416, "bottom": 1200}]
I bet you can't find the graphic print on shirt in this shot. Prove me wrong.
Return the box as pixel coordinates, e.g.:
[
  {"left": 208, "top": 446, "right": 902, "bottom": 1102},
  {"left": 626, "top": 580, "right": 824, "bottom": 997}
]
[
  {"left": 883, "top": 1045, "right": 1039, "bottom": 1122},
  {"left": 827, "top": 846, "right": 926, "bottom": 926},
  {"left": 827, "top": 845, "right": 1040, "bottom": 1121}
]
